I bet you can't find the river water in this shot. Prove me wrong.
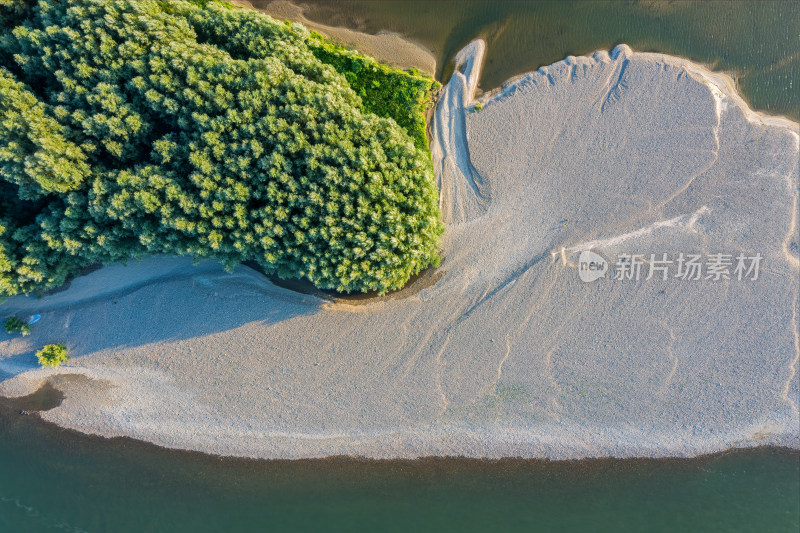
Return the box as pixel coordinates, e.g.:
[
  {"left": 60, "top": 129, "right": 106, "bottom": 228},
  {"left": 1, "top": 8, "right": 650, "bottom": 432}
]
[
  {"left": 1, "top": 1, "right": 798, "bottom": 531},
  {"left": 277, "top": 0, "right": 799, "bottom": 120},
  {"left": 0, "top": 387, "right": 797, "bottom": 532}
]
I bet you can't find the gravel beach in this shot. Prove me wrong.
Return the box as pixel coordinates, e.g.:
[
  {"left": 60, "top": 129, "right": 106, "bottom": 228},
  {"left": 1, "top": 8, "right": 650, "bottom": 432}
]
[{"left": 1, "top": 40, "right": 797, "bottom": 460}]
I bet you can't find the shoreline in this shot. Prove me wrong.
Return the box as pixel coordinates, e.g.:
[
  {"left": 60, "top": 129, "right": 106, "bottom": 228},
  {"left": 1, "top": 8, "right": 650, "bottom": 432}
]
[
  {"left": 478, "top": 53, "right": 800, "bottom": 131},
  {"left": 1, "top": 38, "right": 798, "bottom": 460},
  {"left": 3, "top": 382, "right": 797, "bottom": 531},
  {"left": 234, "top": 0, "right": 437, "bottom": 75},
  {"left": 3, "top": 381, "right": 798, "bottom": 465}
]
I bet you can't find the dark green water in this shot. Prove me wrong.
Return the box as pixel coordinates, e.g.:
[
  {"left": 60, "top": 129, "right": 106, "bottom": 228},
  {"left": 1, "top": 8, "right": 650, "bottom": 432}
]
[
  {"left": 275, "top": 0, "right": 800, "bottom": 120},
  {"left": 0, "top": 387, "right": 798, "bottom": 532}
]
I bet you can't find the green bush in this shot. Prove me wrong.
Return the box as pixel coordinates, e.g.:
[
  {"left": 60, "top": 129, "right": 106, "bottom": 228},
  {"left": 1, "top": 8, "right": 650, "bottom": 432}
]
[
  {"left": 0, "top": 0, "right": 444, "bottom": 297},
  {"left": 167, "top": 3, "right": 439, "bottom": 149},
  {"left": 307, "top": 34, "right": 438, "bottom": 150},
  {"left": 4, "top": 316, "right": 31, "bottom": 336},
  {"left": 36, "top": 343, "right": 68, "bottom": 368}
]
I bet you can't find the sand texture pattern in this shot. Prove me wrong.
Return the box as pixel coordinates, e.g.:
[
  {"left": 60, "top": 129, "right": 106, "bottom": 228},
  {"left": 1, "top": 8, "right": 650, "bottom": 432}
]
[{"left": 1, "top": 41, "right": 798, "bottom": 459}]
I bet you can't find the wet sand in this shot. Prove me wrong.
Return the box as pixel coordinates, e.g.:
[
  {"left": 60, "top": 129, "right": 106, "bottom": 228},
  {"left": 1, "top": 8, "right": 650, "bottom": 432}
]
[{"left": 236, "top": 0, "right": 436, "bottom": 74}]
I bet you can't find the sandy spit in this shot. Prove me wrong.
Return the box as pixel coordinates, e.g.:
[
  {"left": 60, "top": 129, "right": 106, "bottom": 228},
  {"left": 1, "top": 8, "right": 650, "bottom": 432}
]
[
  {"left": 233, "top": 0, "right": 437, "bottom": 75},
  {"left": 1, "top": 41, "right": 798, "bottom": 460}
]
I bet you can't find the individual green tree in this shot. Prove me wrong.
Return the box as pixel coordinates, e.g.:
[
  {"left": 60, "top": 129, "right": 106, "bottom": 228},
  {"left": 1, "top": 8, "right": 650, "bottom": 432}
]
[
  {"left": 0, "top": 68, "right": 90, "bottom": 198},
  {"left": 4, "top": 315, "right": 31, "bottom": 336},
  {"left": 36, "top": 343, "right": 68, "bottom": 367}
]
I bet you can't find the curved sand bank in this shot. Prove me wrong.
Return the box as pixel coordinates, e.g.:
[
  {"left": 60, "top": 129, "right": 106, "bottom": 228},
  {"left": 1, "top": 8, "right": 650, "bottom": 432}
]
[
  {"left": 1, "top": 42, "right": 798, "bottom": 460},
  {"left": 237, "top": 0, "right": 437, "bottom": 75}
]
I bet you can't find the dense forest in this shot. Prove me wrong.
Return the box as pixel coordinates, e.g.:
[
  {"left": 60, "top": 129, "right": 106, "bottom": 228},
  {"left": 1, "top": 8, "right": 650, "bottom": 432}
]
[{"left": 0, "top": 0, "right": 443, "bottom": 299}]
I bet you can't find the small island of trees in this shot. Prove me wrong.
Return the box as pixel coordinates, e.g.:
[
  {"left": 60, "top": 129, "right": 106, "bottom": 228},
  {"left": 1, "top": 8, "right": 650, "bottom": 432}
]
[{"left": 0, "top": 0, "right": 444, "bottom": 298}]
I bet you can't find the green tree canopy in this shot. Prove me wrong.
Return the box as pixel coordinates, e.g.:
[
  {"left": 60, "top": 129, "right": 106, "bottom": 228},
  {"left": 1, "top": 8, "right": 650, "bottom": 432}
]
[{"left": 0, "top": 0, "right": 443, "bottom": 298}]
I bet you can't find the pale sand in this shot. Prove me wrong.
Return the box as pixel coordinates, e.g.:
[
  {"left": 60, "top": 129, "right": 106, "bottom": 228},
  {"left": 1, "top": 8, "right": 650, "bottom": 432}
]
[
  {"left": 0, "top": 41, "right": 797, "bottom": 460},
  {"left": 234, "top": 0, "right": 437, "bottom": 75}
]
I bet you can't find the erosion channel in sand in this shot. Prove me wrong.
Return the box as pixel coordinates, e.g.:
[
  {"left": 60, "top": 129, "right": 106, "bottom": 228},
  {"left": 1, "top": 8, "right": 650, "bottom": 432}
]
[{"left": 1, "top": 40, "right": 798, "bottom": 460}]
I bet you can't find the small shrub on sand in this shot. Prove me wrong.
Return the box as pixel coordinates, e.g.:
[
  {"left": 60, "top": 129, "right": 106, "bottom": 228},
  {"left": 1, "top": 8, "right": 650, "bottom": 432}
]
[
  {"left": 4, "top": 316, "right": 31, "bottom": 336},
  {"left": 36, "top": 343, "right": 68, "bottom": 368}
]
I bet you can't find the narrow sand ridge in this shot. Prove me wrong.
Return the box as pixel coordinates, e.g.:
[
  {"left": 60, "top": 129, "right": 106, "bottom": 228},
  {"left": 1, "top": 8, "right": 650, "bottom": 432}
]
[{"left": 1, "top": 42, "right": 798, "bottom": 460}]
